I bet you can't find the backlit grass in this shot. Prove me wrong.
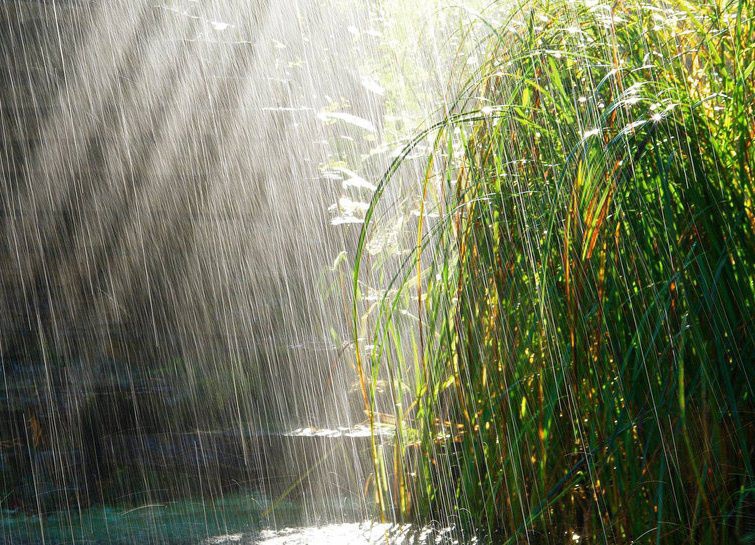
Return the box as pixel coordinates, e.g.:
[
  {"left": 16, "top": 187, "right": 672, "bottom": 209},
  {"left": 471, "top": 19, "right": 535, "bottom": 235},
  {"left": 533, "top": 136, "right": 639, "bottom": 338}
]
[{"left": 354, "top": 0, "right": 753, "bottom": 542}]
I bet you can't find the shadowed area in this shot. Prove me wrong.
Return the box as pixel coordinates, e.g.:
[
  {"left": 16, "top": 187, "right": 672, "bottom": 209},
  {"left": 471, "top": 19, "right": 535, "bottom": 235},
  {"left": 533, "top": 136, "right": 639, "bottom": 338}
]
[{"left": 0, "top": 0, "right": 408, "bottom": 526}]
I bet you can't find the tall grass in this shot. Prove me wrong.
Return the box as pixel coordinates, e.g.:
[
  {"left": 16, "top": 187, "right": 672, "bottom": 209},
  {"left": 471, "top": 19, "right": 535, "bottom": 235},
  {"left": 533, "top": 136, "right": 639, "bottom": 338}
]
[{"left": 354, "top": 0, "right": 753, "bottom": 542}]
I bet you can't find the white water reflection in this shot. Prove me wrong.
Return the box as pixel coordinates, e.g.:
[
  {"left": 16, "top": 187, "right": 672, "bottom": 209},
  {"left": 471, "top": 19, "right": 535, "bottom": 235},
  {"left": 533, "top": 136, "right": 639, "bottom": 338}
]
[
  {"left": 285, "top": 424, "right": 394, "bottom": 438},
  {"left": 207, "top": 523, "right": 477, "bottom": 545}
]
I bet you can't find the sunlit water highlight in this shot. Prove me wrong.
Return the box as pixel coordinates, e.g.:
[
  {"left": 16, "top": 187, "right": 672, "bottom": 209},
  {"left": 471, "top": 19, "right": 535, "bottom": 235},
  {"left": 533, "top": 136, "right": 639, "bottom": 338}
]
[{"left": 207, "top": 523, "right": 476, "bottom": 545}]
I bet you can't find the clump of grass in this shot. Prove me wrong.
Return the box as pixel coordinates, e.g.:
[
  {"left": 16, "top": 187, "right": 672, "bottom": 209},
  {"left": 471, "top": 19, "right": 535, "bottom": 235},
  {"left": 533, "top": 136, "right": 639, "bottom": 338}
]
[{"left": 354, "top": 0, "right": 753, "bottom": 542}]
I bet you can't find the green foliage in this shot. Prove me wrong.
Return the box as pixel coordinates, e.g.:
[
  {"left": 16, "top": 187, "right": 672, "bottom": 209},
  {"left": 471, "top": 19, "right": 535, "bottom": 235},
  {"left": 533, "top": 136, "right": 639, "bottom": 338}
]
[{"left": 356, "top": 0, "right": 754, "bottom": 541}]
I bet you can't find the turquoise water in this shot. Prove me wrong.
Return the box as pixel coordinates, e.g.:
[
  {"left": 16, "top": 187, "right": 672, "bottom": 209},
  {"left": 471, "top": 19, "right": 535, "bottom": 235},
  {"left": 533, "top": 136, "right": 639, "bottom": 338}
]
[
  {"left": 1, "top": 502, "right": 443, "bottom": 545},
  {"left": 1, "top": 494, "right": 276, "bottom": 545}
]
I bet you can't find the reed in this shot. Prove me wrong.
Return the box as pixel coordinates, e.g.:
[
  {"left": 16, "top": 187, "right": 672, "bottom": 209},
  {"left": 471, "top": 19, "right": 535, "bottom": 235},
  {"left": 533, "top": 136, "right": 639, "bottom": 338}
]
[{"left": 354, "top": 0, "right": 753, "bottom": 541}]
